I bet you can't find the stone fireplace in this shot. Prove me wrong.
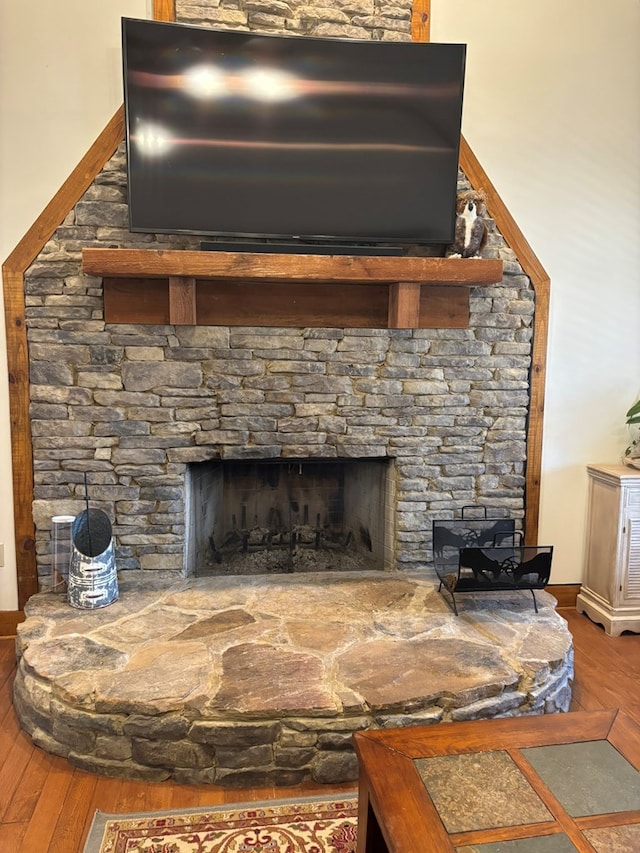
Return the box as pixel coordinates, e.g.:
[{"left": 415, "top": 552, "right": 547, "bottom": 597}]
[
  {"left": 17, "top": 0, "right": 533, "bottom": 591},
  {"left": 7, "top": 1, "right": 569, "bottom": 789}
]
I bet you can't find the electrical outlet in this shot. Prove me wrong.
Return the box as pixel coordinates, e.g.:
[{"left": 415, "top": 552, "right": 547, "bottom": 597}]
[{"left": 0, "top": 543, "right": 4, "bottom": 566}]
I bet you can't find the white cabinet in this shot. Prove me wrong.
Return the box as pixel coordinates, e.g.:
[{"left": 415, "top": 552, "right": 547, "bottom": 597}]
[{"left": 576, "top": 464, "right": 640, "bottom": 636}]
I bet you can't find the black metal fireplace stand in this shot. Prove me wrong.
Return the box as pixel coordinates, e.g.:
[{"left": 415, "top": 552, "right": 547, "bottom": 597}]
[{"left": 432, "top": 507, "right": 553, "bottom": 616}]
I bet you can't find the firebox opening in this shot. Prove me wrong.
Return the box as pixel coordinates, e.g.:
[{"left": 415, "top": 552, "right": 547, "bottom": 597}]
[{"left": 185, "top": 457, "right": 395, "bottom": 576}]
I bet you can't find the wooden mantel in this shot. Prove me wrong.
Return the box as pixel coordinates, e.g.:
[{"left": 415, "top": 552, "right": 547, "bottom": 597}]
[{"left": 82, "top": 248, "right": 504, "bottom": 329}]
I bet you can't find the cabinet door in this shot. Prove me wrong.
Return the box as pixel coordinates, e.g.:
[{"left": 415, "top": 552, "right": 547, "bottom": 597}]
[
  {"left": 621, "top": 508, "right": 640, "bottom": 606},
  {"left": 584, "top": 477, "right": 619, "bottom": 604}
]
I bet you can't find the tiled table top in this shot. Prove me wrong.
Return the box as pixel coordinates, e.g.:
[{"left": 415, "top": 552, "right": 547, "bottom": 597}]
[{"left": 353, "top": 710, "right": 640, "bottom": 853}]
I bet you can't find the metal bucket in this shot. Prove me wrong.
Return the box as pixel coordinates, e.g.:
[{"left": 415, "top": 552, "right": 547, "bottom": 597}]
[{"left": 67, "top": 509, "right": 118, "bottom": 609}]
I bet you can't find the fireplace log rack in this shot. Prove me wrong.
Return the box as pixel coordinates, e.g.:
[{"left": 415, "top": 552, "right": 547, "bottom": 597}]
[
  {"left": 206, "top": 496, "right": 367, "bottom": 575},
  {"left": 432, "top": 508, "right": 553, "bottom": 615},
  {"left": 210, "top": 521, "right": 354, "bottom": 560}
]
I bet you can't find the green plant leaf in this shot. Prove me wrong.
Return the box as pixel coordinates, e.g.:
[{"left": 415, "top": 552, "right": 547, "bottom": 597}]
[{"left": 625, "top": 399, "right": 640, "bottom": 424}]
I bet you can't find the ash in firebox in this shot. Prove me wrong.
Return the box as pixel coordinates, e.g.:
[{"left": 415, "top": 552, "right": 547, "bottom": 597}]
[{"left": 196, "top": 523, "right": 381, "bottom": 576}]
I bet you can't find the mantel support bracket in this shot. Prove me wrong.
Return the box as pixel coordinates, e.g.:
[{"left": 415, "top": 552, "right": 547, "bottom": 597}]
[
  {"left": 388, "top": 282, "right": 421, "bottom": 329},
  {"left": 169, "top": 276, "right": 197, "bottom": 325}
]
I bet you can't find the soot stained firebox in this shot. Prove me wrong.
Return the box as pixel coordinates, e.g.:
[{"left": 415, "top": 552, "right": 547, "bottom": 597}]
[{"left": 186, "top": 457, "right": 394, "bottom": 576}]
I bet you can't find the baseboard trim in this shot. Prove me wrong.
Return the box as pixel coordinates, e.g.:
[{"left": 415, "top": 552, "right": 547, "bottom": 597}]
[
  {"left": 546, "top": 584, "right": 580, "bottom": 609},
  {"left": 0, "top": 610, "right": 25, "bottom": 638}
]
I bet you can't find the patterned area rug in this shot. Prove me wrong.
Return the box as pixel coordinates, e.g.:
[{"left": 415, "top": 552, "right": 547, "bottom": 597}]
[{"left": 83, "top": 793, "right": 358, "bottom": 852}]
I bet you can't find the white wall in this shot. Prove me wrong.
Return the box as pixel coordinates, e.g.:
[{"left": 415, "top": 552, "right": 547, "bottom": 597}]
[
  {"left": 0, "top": 0, "right": 149, "bottom": 609},
  {"left": 1, "top": 2, "right": 638, "bottom": 606}
]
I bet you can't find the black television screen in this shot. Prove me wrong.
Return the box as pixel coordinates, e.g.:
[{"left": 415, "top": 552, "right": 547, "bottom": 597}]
[{"left": 122, "top": 18, "right": 466, "bottom": 249}]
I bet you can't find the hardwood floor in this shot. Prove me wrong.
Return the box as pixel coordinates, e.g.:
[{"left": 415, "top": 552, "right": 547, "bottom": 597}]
[
  {"left": 562, "top": 609, "right": 640, "bottom": 719},
  {"left": 1, "top": 609, "right": 638, "bottom": 852}
]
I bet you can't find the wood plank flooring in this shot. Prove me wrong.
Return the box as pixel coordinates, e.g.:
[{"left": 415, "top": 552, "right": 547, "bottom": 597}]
[{"left": 1, "top": 608, "right": 638, "bottom": 852}]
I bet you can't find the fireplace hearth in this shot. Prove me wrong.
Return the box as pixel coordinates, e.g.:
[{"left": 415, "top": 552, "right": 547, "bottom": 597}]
[{"left": 13, "top": 571, "right": 574, "bottom": 787}]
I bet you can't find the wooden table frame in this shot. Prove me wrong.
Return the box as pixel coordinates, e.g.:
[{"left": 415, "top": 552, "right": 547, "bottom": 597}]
[{"left": 353, "top": 709, "right": 640, "bottom": 853}]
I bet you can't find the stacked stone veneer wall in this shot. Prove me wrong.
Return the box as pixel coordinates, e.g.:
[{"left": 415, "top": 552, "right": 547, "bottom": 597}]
[
  {"left": 26, "top": 1, "right": 534, "bottom": 588},
  {"left": 176, "top": 0, "right": 414, "bottom": 40}
]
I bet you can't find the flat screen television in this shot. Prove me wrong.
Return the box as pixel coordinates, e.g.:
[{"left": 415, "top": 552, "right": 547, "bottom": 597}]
[{"left": 122, "top": 18, "right": 466, "bottom": 251}]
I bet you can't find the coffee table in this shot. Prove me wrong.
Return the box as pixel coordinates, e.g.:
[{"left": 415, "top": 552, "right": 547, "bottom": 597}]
[{"left": 353, "top": 709, "right": 640, "bottom": 852}]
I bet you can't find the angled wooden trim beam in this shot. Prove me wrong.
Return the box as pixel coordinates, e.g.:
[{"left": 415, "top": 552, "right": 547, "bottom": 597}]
[
  {"left": 2, "top": 0, "right": 175, "bottom": 611},
  {"left": 459, "top": 136, "right": 550, "bottom": 545},
  {"left": 410, "top": 0, "right": 549, "bottom": 545},
  {"left": 2, "top": 109, "right": 125, "bottom": 608}
]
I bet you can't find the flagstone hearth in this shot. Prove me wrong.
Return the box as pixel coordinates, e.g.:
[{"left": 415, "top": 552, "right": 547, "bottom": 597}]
[{"left": 13, "top": 571, "right": 573, "bottom": 787}]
